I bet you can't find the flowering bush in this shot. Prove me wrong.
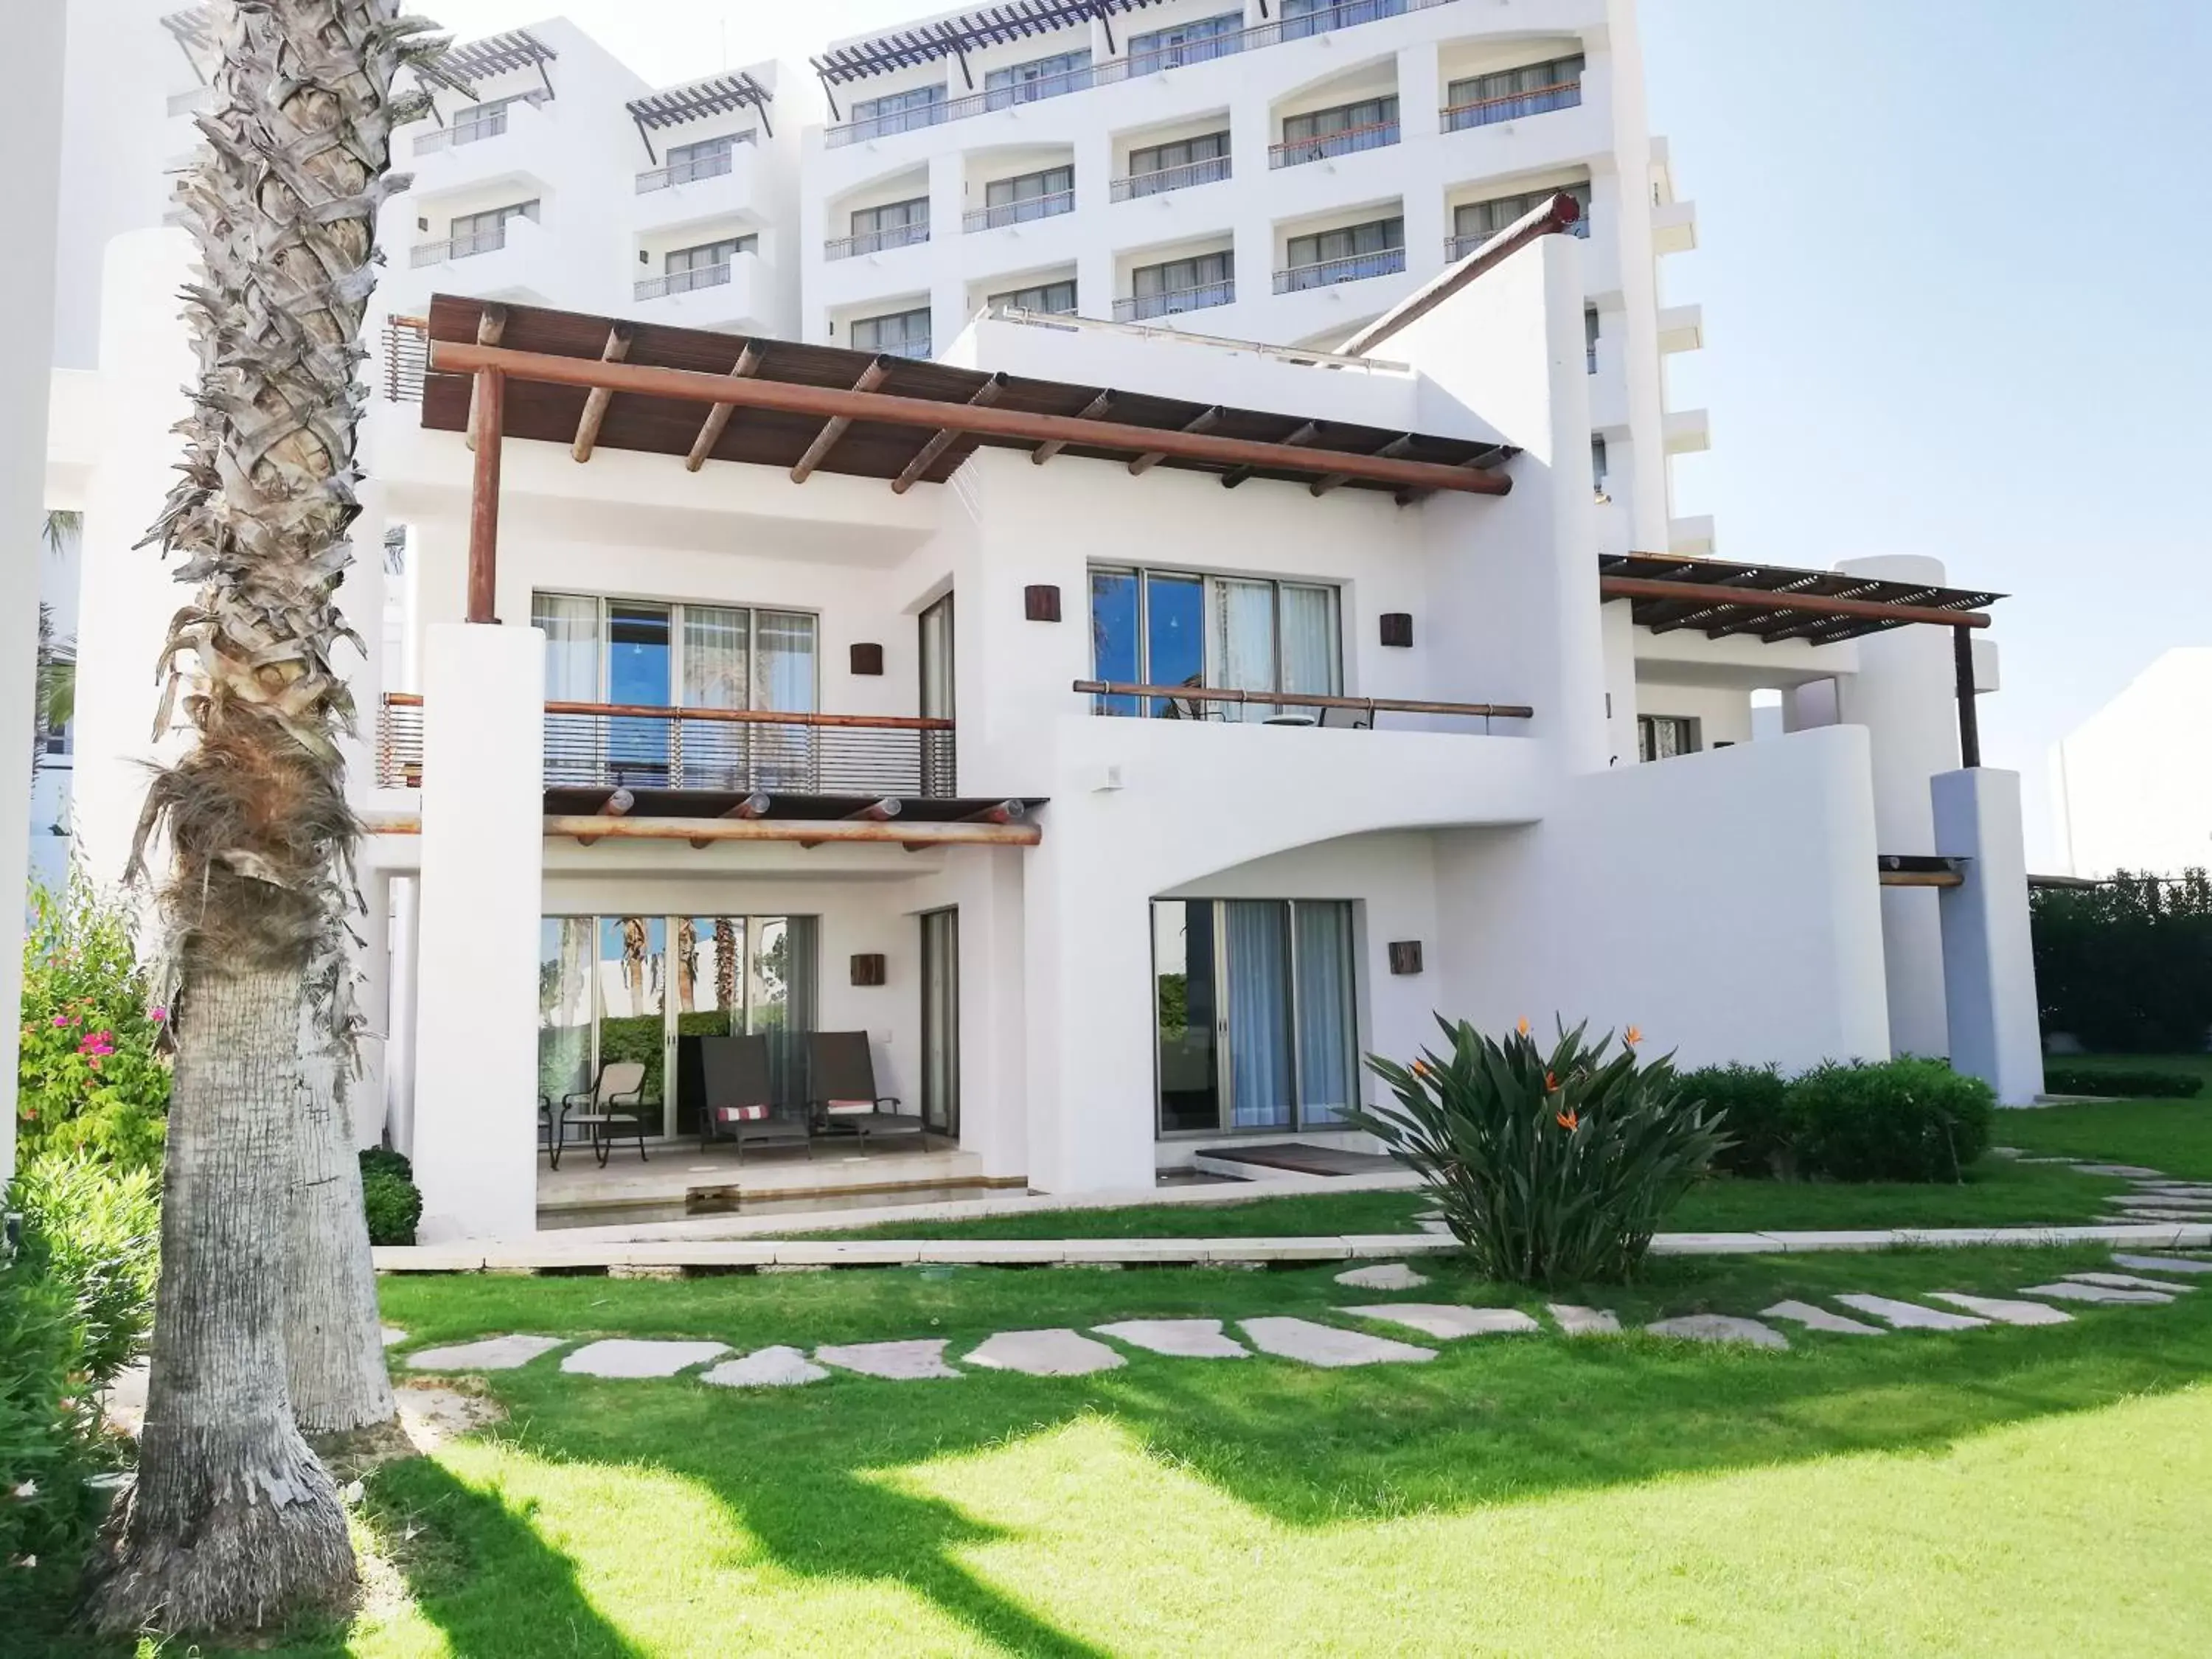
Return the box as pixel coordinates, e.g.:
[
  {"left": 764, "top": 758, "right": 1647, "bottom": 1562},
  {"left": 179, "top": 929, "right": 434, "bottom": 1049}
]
[
  {"left": 18, "top": 874, "right": 170, "bottom": 1173},
  {"left": 1355, "top": 1018, "right": 1730, "bottom": 1286}
]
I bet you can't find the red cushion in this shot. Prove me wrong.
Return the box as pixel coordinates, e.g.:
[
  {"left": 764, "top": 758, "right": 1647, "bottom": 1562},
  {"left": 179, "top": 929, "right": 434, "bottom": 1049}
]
[{"left": 715, "top": 1105, "right": 770, "bottom": 1123}]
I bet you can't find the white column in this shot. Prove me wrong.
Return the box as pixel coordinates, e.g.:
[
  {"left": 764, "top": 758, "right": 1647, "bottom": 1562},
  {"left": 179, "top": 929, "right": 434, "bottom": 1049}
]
[
  {"left": 355, "top": 868, "right": 392, "bottom": 1148},
  {"left": 0, "top": 0, "right": 66, "bottom": 1183},
  {"left": 386, "top": 873, "right": 421, "bottom": 1157},
  {"left": 412, "top": 623, "right": 545, "bottom": 1241},
  {"left": 1933, "top": 768, "right": 2044, "bottom": 1105}
]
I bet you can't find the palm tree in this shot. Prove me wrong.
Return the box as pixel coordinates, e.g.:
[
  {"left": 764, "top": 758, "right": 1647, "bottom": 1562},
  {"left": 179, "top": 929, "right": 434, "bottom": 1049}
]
[
  {"left": 86, "top": 1, "right": 452, "bottom": 1634},
  {"left": 32, "top": 512, "right": 80, "bottom": 777}
]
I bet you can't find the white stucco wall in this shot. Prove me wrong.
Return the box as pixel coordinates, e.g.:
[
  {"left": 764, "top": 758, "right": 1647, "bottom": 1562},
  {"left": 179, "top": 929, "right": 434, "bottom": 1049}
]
[{"left": 2049, "top": 647, "right": 2212, "bottom": 877}]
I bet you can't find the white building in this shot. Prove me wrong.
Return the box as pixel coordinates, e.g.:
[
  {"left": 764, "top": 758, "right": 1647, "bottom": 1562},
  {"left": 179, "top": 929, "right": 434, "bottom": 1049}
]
[{"left": 2051, "top": 648, "right": 2212, "bottom": 878}]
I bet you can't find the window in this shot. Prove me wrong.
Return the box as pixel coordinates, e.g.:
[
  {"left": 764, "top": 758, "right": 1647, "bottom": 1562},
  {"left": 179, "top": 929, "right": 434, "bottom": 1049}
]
[
  {"left": 851, "top": 83, "right": 945, "bottom": 136},
  {"left": 1590, "top": 434, "right": 1609, "bottom": 495},
  {"left": 1451, "top": 182, "right": 1591, "bottom": 254},
  {"left": 839, "top": 195, "right": 930, "bottom": 257},
  {"left": 978, "top": 165, "right": 1074, "bottom": 228},
  {"left": 448, "top": 89, "right": 548, "bottom": 145},
  {"left": 1091, "top": 568, "right": 1340, "bottom": 722},
  {"left": 849, "top": 306, "right": 933, "bottom": 358},
  {"left": 1153, "top": 899, "right": 1358, "bottom": 1135},
  {"left": 657, "top": 236, "right": 754, "bottom": 294},
  {"left": 1283, "top": 0, "right": 1408, "bottom": 38},
  {"left": 1128, "top": 11, "right": 1243, "bottom": 73},
  {"left": 1121, "top": 130, "right": 1231, "bottom": 196},
  {"left": 1585, "top": 305, "right": 1600, "bottom": 373},
  {"left": 666, "top": 133, "right": 745, "bottom": 184},
  {"left": 1281, "top": 216, "right": 1405, "bottom": 290},
  {"left": 1276, "top": 96, "right": 1400, "bottom": 165},
  {"left": 987, "top": 278, "right": 1077, "bottom": 314},
  {"left": 448, "top": 199, "right": 538, "bottom": 257},
  {"left": 1122, "top": 250, "right": 1234, "bottom": 319},
  {"left": 1445, "top": 54, "right": 1585, "bottom": 128},
  {"left": 984, "top": 49, "right": 1091, "bottom": 108},
  {"left": 1638, "top": 714, "right": 1699, "bottom": 762}
]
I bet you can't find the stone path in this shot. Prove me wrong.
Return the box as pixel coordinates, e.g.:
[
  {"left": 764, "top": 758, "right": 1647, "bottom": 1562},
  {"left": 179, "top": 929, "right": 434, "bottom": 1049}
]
[
  {"left": 815, "top": 1338, "right": 962, "bottom": 1380},
  {"left": 1927, "top": 1293, "right": 2073, "bottom": 1326},
  {"left": 702, "top": 1346, "right": 827, "bottom": 1388},
  {"left": 1342, "top": 1304, "right": 1540, "bottom": 1340},
  {"left": 406, "top": 1334, "right": 568, "bottom": 1371},
  {"left": 1834, "top": 1294, "right": 1991, "bottom": 1332},
  {"left": 2018, "top": 1281, "right": 2174, "bottom": 1305},
  {"left": 2114, "top": 1253, "right": 2212, "bottom": 1275},
  {"left": 965, "top": 1329, "right": 1125, "bottom": 1377},
  {"left": 2067, "top": 1270, "right": 2197, "bottom": 1293},
  {"left": 1239, "top": 1316, "right": 1436, "bottom": 1368},
  {"left": 1335, "top": 1262, "right": 1429, "bottom": 1290},
  {"left": 1761, "top": 1300, "right": 1885, "bottom": 1336},
  {"left": 563, "top": 1339, "right": 728, "bottom": 1378},
  {"left": 1094, "top": 1318, "right": 1249, "bottom": 1359},
  {"left": 1644, "top": 1315, "right": 1789, "bottom": 1350},
  {"left": 1548, "top": 1304, "right": 1621, "bottom": 1336}
]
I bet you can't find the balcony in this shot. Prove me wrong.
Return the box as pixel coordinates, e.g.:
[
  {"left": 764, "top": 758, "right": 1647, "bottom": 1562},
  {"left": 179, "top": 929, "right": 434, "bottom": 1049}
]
[
  {"left": 1445, "top": 213, "right": 1588, "bottom": 262},
  {"left": 1270, "top": 119, "right": 1399, "bottom": 169},
  {"left": 824, "top": 221, "right": 930, "bottom": 261},
  {"left": 1113, "top": 280, "right": 1235, "bottom": 322},
  {"left": 1110, "top": 155, "right": 1231, "bottom": 201},
  {"left": 410, "top": 222, "right": 516, "bottom": 267},
  {"left": 1274, "top": 246, "right": 1407, "bottom": 293},
  {"left": 1652, "top": 198, "right": 1699, "bottom": 254},
  {"left": 378, "top": 695, "right": 958, "bottom": 799},
  {"left": 635, "top": 134, "right": 754, "bottom": 194},
  {"left": 1440, "top": 77, "right": 1582, "bottom": 133},
  {"left": 635, "top": 261, "right": 735, "bottom": 301},
  {"left": 1074, "top": 681, "right": 1531, "bottom": 732},
  {"left": 412, "top": 94, "right": 547, "bottom": 157},
  {"left": 963, "top": 190, "right": 1075, "bottom": 232}
]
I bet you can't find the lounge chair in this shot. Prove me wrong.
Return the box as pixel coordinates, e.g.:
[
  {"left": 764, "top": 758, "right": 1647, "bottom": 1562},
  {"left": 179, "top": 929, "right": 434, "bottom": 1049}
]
[
  {"left": 699, "top": 1034, "right": 812, "bottom": 1161},
  {"left": 807, "top": 1030, "right": 926, "bottom": 1145},
  {"left": 563, "top": 1060, "right": 652, "bottom": 1166}
]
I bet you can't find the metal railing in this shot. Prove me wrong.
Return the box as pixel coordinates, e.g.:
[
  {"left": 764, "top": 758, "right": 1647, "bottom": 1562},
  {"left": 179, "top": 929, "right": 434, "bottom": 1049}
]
[
  {"left": 1073, "top": 680, "right": 1532, "bottom": 730},
  {"left": 825, "top": 0, "right": 1458, "bottom": 147},
  {"left": 1113, "top": 279, "right": 1235, "bottom": 321},
  {"left": 1275, "top": 246, "right": 1406, "bottom": 293},
  {"left": 1110, "top": 155, "right": 1231, "bottom": 201},
  {"left": 989, "top": 303, "right": 1408, "bottom": 372},
  {"left": 382, "top": 313, "right": 428, "bottom": 403},
  {"left": 963, "top": 190, "right": 1075, "bottom": 232},
  {"left": 824, "top": 220, "right": 930, "bottom": 260},
  {"left": 409, "top": 224, "right": 509, "bottom": 266},
  {"left": 378, "top": 695, "right": 958, "bottom": 797},
  {"left": 1444, "top": 215, "right": 1587, "bottom": 261},
  {"left": 635, "top": 262, "right": 734, "bottom": 301},
  {"left": 1441, "top": 78, "right": 1583, "bottom": 132},
  {"left": 1270, "top": 117, "right": 1399, "bottom": 168},
  {"left": 414, "top": 105, "right": 521, "bottom": 154},
  {"left": 634, "top": 136, "right": 752, "bottom": 193}
]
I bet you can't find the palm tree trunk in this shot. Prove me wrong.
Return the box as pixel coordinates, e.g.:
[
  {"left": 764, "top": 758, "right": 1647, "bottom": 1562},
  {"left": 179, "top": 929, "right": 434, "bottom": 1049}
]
[
  {"left": 287, "top": 1049, "right": 395, "bottom": 1436},
  {"left": 85, "top": 968, "right": 355, "bottom": 1631}
]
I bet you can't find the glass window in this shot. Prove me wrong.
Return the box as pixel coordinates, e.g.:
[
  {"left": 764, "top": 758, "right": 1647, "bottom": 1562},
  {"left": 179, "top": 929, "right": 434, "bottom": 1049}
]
[
  {"left": 1281, "top": 94, "right": 1399, "bottom": 143},
  {"left": 1445, "top": 54, "right": 1586, "bottom": 125},
  {"left": 1286, "top": 215, "right": 1405, "bottom": 269},
  {"left": 538, "top": 917, "right": 594, "bottom": 1111},
  {"left": 448, "top": 199, "right": 538, "bottom": 254},
  {"left": 1591, "top": 434, "right": 1609, "bottom": 490},
  {"left": 1125, "top": 129, "right": 1231, "bottom": 194},
  {"left": 1639, "top": 714, "right": 1698, "bottom": 761},
  {"left": 1453, "top": 181, "right": 1591, "bottom": 245},
  {"left": 985, "top": 166, "right": 1073, "bottom": 208},
  {"left": 852, "top": 83, "right": 946, "bottom": 136},
  {"left": 667, "top": 237, "right": 754, "bottom": 274},
  {"left": 1283, "top": 0, "right": 1408, "bottom": 39},
  {"left": 987, "top": 278, "right": 1077, "bottom": 314},
  {"left": 1132, "top": 250, "right": 1233, "bottom": 298},
  {"left": 1090, "top": 568, "right": 1340, "bottom": 720},
  {"left": 849, "top": 307, "right": 933, "bottom": 357},
  {"left": 667, "top": 133, "right": 743, "bottom": 182},
  {"left": 1128, "top": 12, "right": 1243, "bottom": 72},
  {"left": 984, "top": 49, "right": 1091, "bottom": 108}
]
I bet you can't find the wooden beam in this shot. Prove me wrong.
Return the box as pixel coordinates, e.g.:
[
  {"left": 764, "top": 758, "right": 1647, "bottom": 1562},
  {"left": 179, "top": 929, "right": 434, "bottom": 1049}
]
[
  {"left": 791, "top": 355, "right": 891, "bottom": 484},
  {"left": 568, "top": 324, "right": 634, "bottom": 462},
  {"left": 692, "top": 791, "right": 771, "bottom": 846},
  {"left": 1391, "top": 445, "right": 1512, "bottom": 507},
  {"left": 802, "top": 796, "right": 901, "bottom": 849},
  {"left": 466, "top": 366, "right": 504, "bottom": 624},
  {"left": 1128, "top": 406, "right": 1221, "bottom": 476},
  {"left": 1071, "top": 680, "right": 1532, "bottom": 720},
  {"left": 574, "top": 787, "right": 636, "bottom": 846},
  {"left": 429, "top": 342, "right": 1517, "bottom": 498},
  {"left": 1955, "top": 623, "right": 1982, "bottom": 768},
  {"left": 462, "top": 304, "right": 507, "bottom": 453},
  {"left": 1032, "top": 389, "right": 1112, "bottom": 464},
  {"left": 684, "top": 343, "right": 762, "bottom": 472},
  {"left": 1600, "top": 574, "right": 1994, "bottom": 632},
  {"left": 1222, "top": 421, "right": 1318, "bottom": 490},
  {"left": 892, "top": 372, "right": 1006, "bottom": 494},
  {"left": 906, "top": 799, "right": 1027, "bottom": 851},
  {"left": 1314, "top": 433, "right": 1412, "bottom": 497},
  {"left": 551, "top": 814, "right": 1041, "bottom": 848},
  {"left": 1343, "top": 191, "right": 1582, "bottom": 356},
  {"left": 1879, "top": 869, "right": 1965, "bottom": 888}
]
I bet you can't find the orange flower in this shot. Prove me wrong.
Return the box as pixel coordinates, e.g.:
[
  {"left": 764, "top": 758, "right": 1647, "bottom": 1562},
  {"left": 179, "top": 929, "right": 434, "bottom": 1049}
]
[
  {"left": 1516, "top": 1016, "right": 1531, "bottom": 1037},
  {"left": 1556, "top": 1107, "right": 1580, "bottom": 1132},
  {"left": 1411, "top": 1059, "right": 1430, "bottom": 1079},
  {"left": 1545, "top": 1071, "right": 1559, "bottom": 1091},
  {"left": 1624, "top": 1024, "right": 1644, "bottom": 1047}
]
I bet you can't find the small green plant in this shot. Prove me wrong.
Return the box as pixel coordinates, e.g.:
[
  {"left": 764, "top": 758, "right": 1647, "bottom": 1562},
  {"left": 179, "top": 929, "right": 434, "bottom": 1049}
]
[
  {"left": 2042, "top": 1065, "right": 2202, "bottom": 1100},
  {"left": 0, "top": 1260, "right": 102, "bottom": 1571},
  {"left": 10, "top": 1154, "right": 160, "bottom": 1389},
  {"left": 361, "top": 1147, "right": 423, "bottom": 1245},
  {"left": 1785, "top": 1057, "right": 1995, "bottom": 1183},
  {"left": 1680, "top": 1062, "right": 1792, "bottom": 1178},
  {"left": 1355, "top": 1018, "right": 1730, "bottom": 1286}
]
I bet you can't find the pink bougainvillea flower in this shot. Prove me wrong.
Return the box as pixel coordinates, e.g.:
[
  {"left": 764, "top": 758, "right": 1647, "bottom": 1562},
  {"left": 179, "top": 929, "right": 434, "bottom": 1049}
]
[
  {"left": 78, "top": 1031, "right": 115, "bottom": 1060},
  {"left": 149, "top": 1006, "right": 168, "bottom": 1023},
  {"left": 52, "top": 1012, "right": 73, "bottom": 1028}
]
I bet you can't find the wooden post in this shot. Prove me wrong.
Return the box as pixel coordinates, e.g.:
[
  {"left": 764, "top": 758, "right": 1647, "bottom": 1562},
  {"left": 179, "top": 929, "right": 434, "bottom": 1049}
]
[
  {"left": 467, "top": 366, "right": 504, "bottom": 625},
  {"left": 1954, "top": 623, "right": 1980, "bottom": 769}
]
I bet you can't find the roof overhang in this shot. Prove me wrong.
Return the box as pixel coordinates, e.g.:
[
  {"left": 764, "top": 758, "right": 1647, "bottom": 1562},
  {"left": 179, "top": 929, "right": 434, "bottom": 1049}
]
[{"left": 1599, "top": 552, "right": 2004, "bottom": 645}]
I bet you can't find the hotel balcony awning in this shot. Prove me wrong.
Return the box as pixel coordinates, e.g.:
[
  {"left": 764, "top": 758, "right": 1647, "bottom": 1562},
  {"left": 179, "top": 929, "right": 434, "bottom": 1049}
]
[{"left": 1599, "top": 552, "right": 2004, "bottom": 646}]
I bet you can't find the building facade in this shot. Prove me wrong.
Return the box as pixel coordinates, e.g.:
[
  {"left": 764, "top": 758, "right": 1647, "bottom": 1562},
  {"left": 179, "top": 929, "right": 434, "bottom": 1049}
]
[{"left": 2050, "top": 648, "right": 2212, "bottom": 878}]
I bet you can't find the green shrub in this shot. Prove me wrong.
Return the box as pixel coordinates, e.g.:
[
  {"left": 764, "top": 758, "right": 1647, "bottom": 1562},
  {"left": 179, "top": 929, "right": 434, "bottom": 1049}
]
[
  {"left": 2031, "top": 870, "right": 2212, "bottom": 1052},
  {"left": 2042, "top": 1065, "right": 2203, "bottom": 1100},
  {"left": 18, "top": 872, "right": 170, "bottom": 1172},
  {"left": 1680, "top": 1063, "right": 1792, "bottom": 1178},
  {"left": 10, "top": 1155, "right": 160, "bottom": 1389},
  {"left": 1356, "top": 1019, "right": 1729, "bottom": 1286},
  {"left": 0, "top": 1259, "right": 104, "bottom": 1571},
  {"left": 361, "top": 1149, "right": 422, "bottom": 1246},
  {"left": 1785, "top": 1057, "right": 1994, "bottom": 1183}
]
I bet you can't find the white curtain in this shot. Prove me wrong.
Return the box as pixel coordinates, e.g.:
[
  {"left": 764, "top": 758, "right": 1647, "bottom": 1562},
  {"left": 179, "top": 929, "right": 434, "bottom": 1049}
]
[
  {"left": 683, "top": 605, "right": 748, "bottom": 789},
  {"left": 1293, "top": 902, "right": 1357, "bottom": 1126},
  {"left": 1225, "top": 901, "right": 1293, "bottom": 1128},
  {"left": 534, "top": 594, "right": 599, "bottom": 783},
  {"left": 1279, "top": 584, "right": 1340, "bottom": 717},
  {"left": 1212, "top": 579, "right": 1277, "bottom": 721},
  {"left": 751, "top": 611, "right": 817, "bottom": 788}
]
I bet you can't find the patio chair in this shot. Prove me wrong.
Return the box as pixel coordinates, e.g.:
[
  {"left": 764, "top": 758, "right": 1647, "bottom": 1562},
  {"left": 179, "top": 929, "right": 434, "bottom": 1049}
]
[
  {"left": 807, "top": 1030, "right": 926, "bottom": 1145},
  {"left": 563, "top": 1060, "right": 652, "bottom": 1167},
  {"left": 1317, "top": 703, "right": 1371, "bottom": 731},
  {"left": 699, "top": 1034, "right": 813, "bottom": 1161}
]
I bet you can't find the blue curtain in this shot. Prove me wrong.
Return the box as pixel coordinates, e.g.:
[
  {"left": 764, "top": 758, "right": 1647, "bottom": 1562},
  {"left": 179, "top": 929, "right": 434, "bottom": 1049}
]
[
  {"left": 1294, "top": 903, "right": 1356, "bottom": 1125},
  {"left": 1225, "top": 902, "right": 1293, "bottom": 1128}
]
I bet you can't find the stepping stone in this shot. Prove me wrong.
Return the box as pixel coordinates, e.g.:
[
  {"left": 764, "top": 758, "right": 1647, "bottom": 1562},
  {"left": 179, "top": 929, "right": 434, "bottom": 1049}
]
[
  {"left": 2114, "top": 1253, "right": 2212, "bottom": 1276},
  {"left": 405, "top": 1334, "right": 567, "bottom": 1372},
  {"left": 700, "top": 1346, "right": 828, "bottom": 1389},
  {"left": 1341, "top": 1304, "right": 1540, "bottom": 1340},
  {"left": 1334, "top": 1262, "right": 1430, "bottom": 1291},
  {"left": 815, "top": 1339, "right": 962, "bottom": 1380},
  {"left": 380, "top": 1326, "right": 408, "bottom": 1347},
  {"left": 2066, "top": 1271, "right": 2197, "bottom": 1293},
  {"left": 1412, "top": 1209, "right": 1444, "bottom": 1222},
  {"left": 1927, "top": 1293, "right": 2074, "bottom": 1326},
  {"left": 2075, "top": 1164, "right": 2166, "bottom": 1178},
  {"left": 1761, "top": 1299, "right": 1885, "bottom": 1336},
  {"left": 1834, "top": 1294, "right": 1990, "bottom": 1332},
  {"left": 561, "top": 1339, "right": 729, "bottom": 1379},
  {"left": 2019, "top": 1281, "right": 2174, "bottom": 1305},
  {"left": 1644, "top": 1315, "right": 1788, "bottom": 1350},
  {"left": 1239, "top": 1316, "right": 1436, "bottom": 1368},
  {"left": 1548, "top": 1304, "right": 1621, "bottom": 1336},
  {"left": 1094, "top": 1319, "right": 1248, "bottom": 1359},
  {"left": 964, "top": 1329, "right": 1126, "bottom": 1377}
]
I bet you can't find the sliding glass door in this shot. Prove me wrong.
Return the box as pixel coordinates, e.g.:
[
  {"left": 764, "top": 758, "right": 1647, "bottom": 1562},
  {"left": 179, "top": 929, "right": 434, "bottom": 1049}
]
[
  {"left": 1152, "top": 899, "right": 1357, "bottom": 1135},
  {"left": 1091, "top": 568, "right": 1339, "bottom": 720},
  {"left": 919, "top": 908, "right": 959, "bottom": 1135}
]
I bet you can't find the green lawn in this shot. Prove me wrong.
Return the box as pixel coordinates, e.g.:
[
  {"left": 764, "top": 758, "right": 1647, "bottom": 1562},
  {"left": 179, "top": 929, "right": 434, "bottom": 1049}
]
[
  {"left": 2001, "top": 1060, "right": 2212, "bottom": 1178},
  {"left": 29, "top": 1246, "right": 2212, "bottom": 1655}
]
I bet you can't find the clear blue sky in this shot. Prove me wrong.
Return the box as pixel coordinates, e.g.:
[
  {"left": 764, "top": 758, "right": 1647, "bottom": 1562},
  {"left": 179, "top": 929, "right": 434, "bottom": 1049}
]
[{"left": 435, "top": 0, "right": 2212, "bottom": 862}]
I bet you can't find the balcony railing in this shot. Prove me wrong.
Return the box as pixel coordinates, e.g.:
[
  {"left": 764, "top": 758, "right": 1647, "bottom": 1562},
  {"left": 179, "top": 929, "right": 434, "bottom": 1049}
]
[
  {"left": 383, "top": 313, "right": 428, "bottom": 403},
  {"left": 824, "top": 0, "right": 1458, "bottom": 147},
  {"left": 409, "top": 224, "right": 509, "bottom": 267},
  {"left": 635, "top": 262, "right": 734, "bottom": 301},
  {"left": 378, "top": 695, "right": 959, "bottom": 798},
  {"left": 1270, "top": 118, "right": 1399, "bottom": 169},
  {"left": 1444, "top": 215, "right": 1588, "bottom": 261},
  {"left": 824, "top": 221, "right": 930, "bottom": 261},
  {"left": 1110, "top": 155, "right": 1232, "bottom": 201},
  {"left": 634, "top": 136, "right": 752, "bottom": 193},
  {"left": 1073, "top": 680, "right": 1532, "bottom": 730},
  {"left": 963, "top": 190, "right": 1075, "bottom": 232},
  {"left": 1441, "top": 78, "right": 1583, "bottom": 133},
  {"left": 1113, "top": 280, "right": 1235, "bottom": 322},
  {"left": 1274, "top": 246, "right": 1407, "bottom": 293}
]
